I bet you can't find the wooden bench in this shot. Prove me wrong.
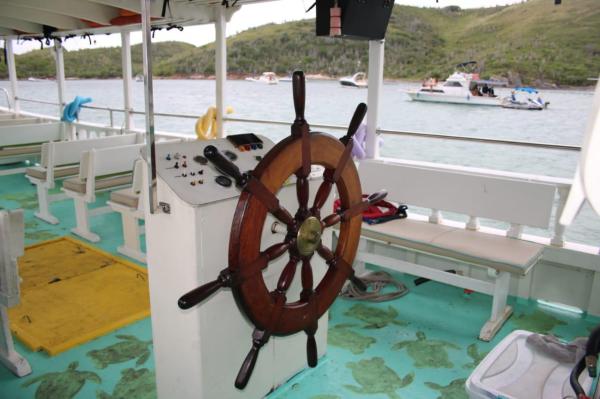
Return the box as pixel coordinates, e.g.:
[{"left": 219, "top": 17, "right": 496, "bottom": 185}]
[
  {"left": 62, "top": 144, "right": 144, "bottom": 242},
  {"left": 357, "top": 158, "right": 557, "bottom": 341},
  {"left": 25, "top": 133, "right": 143, "bottom": 224},
  {"left": 0, "top": 122, "right": 64, "bottom": 169},
  {"left": 107, "top": 159, "right": 146, "bottom": 262}
]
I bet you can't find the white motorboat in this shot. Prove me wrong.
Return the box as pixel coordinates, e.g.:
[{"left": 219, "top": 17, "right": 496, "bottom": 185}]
[
  {"left": 245, "top": 71, "right": 279, "bottom": 84},
  {"left": 339, "top": 72, "right": 367, "bottom": 88},
  {"left": 406, "top": 71, "right": 503, "bottom": 106},
  {"left": 501, "top": 87, "right": 548, "bottom": 110}
]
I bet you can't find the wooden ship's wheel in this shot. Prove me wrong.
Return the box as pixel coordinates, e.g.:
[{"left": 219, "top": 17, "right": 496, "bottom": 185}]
[{"left": 178, "top": 71, "right": 386, "bottom": 389}]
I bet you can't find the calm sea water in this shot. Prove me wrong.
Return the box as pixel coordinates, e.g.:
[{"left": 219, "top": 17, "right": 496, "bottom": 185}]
[{"left": 1, "top": 78, "right": 598, "bottom": 246}]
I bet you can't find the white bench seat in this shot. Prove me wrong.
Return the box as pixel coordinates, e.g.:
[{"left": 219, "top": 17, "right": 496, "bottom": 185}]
[
  {"left": 361, "top": 219, "right": 544, "bottom": 276},
  {"left": 110, "top": 188, "right": 140, "bottom": 209},
  {"left": 357, "top": 158, "right": 558, "bottom": 341},
  {"left": 0, "top": 144, "right": 42, "bottom": 157},
  {"left": 25, "top": 133, "right": 142, "bottom": 224},
  {"left": 25, "top": 165, "right": 79, "bottom": 180},
  {"left": 63, "top": 144, "right": 143, "bottom": 242},
  {"left": 106, "top": 159, "right": 145, "bottom": 263},
  {"left": 63, "top": 174, "right": 132, "bottom": 194}
]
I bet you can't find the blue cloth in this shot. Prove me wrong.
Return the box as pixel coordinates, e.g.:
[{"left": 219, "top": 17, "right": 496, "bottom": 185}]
[
  {"left": 515, "top": 87, "right": 538, "bottom": 94},
  {"left": 62, "top": 96, "right": 92, "bottom": 122}
]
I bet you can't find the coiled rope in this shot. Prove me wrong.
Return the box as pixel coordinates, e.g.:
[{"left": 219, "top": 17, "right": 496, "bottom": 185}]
[{"left": 340, "top": 271, "right": 409, "bottom": 302}]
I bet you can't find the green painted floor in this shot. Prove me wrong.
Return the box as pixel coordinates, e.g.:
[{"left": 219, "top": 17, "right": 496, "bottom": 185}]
[{"left": 0, "top": 164, "right": 598, "bottom": 399}]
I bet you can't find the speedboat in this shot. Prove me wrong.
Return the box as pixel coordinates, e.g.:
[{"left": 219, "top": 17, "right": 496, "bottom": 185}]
[
  {"left": 0, "top": 2, "right": 598, "bottom": 399},
  {"left": 339, "top": 72, "right": 367, "bottom": 88},
  {"left": 406, "top": 71, "right": 503, "bottom": 106},
  {"left": 501, "top": 87, "right": 549, "bottom": 110},
  {"left": 245, "top": 71, "right": 279, "bottom": 84}
]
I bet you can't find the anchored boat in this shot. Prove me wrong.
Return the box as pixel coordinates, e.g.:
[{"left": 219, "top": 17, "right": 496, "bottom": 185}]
[
  {"left": 0, "top": 1, "right": 598, "bottom": 399},
  {"left": 339, "top": 72, "right": 368, "bottom": 88},
  {"left": 245, "top": 72, "right": 279, "bottom": 84}
]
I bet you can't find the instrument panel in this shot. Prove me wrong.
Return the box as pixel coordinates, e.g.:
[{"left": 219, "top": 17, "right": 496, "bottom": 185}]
[{"left": 153, "top": 134, "right": 274, "bottom": 207}]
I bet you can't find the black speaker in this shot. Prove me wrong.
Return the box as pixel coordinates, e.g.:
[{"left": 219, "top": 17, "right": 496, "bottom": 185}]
[{"left": 316, "top": 0, "right": 395, "bottom": 40}]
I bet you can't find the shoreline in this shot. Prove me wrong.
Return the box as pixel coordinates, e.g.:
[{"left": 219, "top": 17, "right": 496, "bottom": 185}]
[{"left": 3, "top": 75, "right": 596, "bottom": 90}]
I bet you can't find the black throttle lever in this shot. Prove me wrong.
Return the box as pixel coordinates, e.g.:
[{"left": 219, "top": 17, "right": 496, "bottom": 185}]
[{"left": 204, "top": 145, "right": 248, "bottom": 187}]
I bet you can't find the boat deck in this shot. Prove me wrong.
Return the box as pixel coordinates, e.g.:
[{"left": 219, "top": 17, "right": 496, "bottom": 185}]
[{"left": 0, "top": 165, "right": 597, "bottom": 399}]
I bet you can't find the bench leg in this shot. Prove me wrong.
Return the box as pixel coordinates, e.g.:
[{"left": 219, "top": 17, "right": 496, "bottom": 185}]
[
  {"left": 34, "top": 184, "right": 58, "bottom": 225},
  {"left": 479, "top": 270, "right": 513, "bottom": 341},
  {"left": 70, "top": 198, "right": 100, "bottom": 242},
  {"left": 117, "top": 213, "right": 146, "bottom": 263},
  {"left": 0, "top": 306, "right": 32, "bottom": 377},
  {"left": 353, "top": 237, "right": 369, "bottom": 277}
]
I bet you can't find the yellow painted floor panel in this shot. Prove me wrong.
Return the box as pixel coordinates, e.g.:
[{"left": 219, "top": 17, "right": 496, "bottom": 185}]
[{"left": 8, "top": 236, "right": 150, "bottom": 355}]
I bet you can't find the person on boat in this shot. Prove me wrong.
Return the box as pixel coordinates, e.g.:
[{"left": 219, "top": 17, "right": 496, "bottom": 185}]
[{"left": 482, "top": 84, "right": 490, "bottom": 95}]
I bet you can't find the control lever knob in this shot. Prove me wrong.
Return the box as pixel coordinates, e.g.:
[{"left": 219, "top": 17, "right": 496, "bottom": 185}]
[{"left": 204, "top": 145, "right": 247, "bottom": 187}]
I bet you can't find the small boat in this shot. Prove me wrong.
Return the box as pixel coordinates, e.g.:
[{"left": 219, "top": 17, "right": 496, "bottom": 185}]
[
  {"left": 501, "top": 87, "right": 548, "bottom": 110},
  {"left": 245, "top": 72, "right": 279, "bottom": 84},
  {"left": 406, "top": 71, "right": 503, "bottom": 106},
  {"left": 135, "top": 74, "right": 143, "bottom": 82},
  {"left": 339, "top": 72, "right": 367, "bottom": 88}
]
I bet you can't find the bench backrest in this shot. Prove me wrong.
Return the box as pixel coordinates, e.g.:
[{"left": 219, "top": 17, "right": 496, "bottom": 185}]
[
  {"left": 41, "top": 133, "right": 142, "bottom": 168},
  {"left": 358, "top": 159, "right": 556, "bottom": 229},
  {"left": 80, "top": 144, "right": 144, "bottom": 181},
  {"left": 0, "top": 122, "right": 64, "bottom": 147}
]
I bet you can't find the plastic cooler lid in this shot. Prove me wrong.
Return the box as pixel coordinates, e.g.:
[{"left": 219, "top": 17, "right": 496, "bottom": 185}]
[{"left": 466, "top": 330, "right": 593, "bottom": 399}]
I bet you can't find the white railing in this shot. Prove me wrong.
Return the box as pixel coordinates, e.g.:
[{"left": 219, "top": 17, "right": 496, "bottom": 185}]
[{"left": 9, "top": 97, "right": 598, "bottom": 254}]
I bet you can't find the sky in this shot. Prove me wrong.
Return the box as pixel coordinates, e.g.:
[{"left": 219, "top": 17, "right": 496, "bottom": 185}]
[{"left": 9, "top": 0, "right": 525, "bottom": 54}]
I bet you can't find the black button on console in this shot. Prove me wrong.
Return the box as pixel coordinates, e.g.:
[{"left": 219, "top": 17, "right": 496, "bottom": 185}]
[
  {"left": 215, "top": 175, "right": 232, "bottom": 187},
  {"left": 194, "top": 155, "right": 208, "bottom": 165},
  {"left": 224, "top": 150, "right": 238, "bottom": 161}
]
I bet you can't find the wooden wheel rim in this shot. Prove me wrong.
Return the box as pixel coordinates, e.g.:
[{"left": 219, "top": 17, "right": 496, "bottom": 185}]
[{"left": 228, "top": 132, "right": 363, "bottom": 335}]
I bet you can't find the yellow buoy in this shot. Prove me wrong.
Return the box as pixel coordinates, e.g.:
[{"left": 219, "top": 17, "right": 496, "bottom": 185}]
[{"left": 195, "top": 106, "right": 234, "bottom": 140}]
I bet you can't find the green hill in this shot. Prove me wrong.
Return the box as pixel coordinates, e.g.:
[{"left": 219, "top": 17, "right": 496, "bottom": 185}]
[{"left": 1, "top": 0, "right": 599, "bottom": 85}]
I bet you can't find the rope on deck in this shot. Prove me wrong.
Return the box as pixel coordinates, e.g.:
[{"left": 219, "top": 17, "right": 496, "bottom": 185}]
[{"left": 340, "top": 271, "right": 408, "bottom": 302}]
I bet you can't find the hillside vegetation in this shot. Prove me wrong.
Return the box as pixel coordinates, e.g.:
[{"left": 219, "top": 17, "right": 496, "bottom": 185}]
[{"left": 1, "top": 0, "right": 598, "bottom": 85}]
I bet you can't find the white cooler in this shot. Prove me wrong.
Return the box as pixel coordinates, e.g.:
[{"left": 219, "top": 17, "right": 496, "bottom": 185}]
[{"left": 466, "top": 330, "right": 596, "bottom": 399}]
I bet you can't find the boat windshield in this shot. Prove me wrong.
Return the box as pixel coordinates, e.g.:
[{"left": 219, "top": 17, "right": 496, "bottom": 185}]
[{"left": 443, "top": 81, "right": 464, "bottom": 87}]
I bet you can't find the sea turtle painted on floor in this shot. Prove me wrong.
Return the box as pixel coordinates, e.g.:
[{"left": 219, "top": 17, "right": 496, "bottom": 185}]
[
  {"left": 87, "top": 335, "right": 152, "bottom": 369},
  {"left": 463, "top": 343, "right": 488, "bottom": 369},
  {"left": 328, "top": 323, "right": 376, "bottom": 354},
  {"left": 96, "top": 368, "right": 156, "bottom": 399},
  {"left": 344, "top": 357, "right": 413, "bottom": 399},
  {"left": 392, "top": 331, "right": 460, "bottom": 368},
  {"left": 344, "top": 304, "right": 408, "bottom": 329},
  {"left": 513, "top": 310, "right": 566, "bottom": 334},
  {"left": 425, "top": 378, "right": 468, "bottom": 399},
  {"left": 21, "top": 361, "right": 101, "bottom": 399}
]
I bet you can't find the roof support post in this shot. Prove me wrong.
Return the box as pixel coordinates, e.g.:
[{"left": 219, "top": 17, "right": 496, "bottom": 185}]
[
  {"left": 5, "top": 38, "right": 19, "bottom": 113},
  {"left": 214, "top": 5, "right": 227, "bottom": 138},
  {"left": 366, "top": 39, "right": 384, "bottom": 159},
  {"left": 53, "top": 39, "right": 66, "bottom": 117},
  {"left": 121, "top": 31, "right": 134, "bottom": 130},
  {"left": 141, "top": 0, "right": 158, "bottom": 214}
]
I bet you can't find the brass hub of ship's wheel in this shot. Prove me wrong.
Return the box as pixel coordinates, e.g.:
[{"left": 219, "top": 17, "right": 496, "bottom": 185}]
[
  {"left": 177, "top": 71, "right": 387, "bottom": 391},
  {"left": 296, "top": 216, "right": 322, "bottom": 257}
]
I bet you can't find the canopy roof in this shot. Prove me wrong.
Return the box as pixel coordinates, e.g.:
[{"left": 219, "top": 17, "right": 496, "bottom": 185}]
[{"left": 0, "top": 0, "right": 266, "bottom": 39}]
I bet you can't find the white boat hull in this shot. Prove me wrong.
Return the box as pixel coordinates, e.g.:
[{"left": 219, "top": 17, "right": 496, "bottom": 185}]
[{"left": 407, "top": 91, "right": 501, "bottom": 106}]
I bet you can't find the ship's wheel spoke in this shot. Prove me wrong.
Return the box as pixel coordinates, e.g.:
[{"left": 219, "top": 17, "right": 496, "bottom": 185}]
[
  {"left": 316, "top": 243, "right": 335, "bottom": 266},
  {"left": 333, "top": 190, "right": 389, "bottom": 223},
  {"left": 300, "top": 258, "right": 314, "bottom": 300},
  {"left": 310, "top": 141, "right": 354, "bottom": 217},
  {"left": 276, "top": 257, "right": 299, "bottom": 294},
  {"left": 246, "top": 177, "right": 295, "bottom": 226},
  {"left": 262, "top": 241, "right": 291, "bottom": 264},
  {"left": 296, "top": 173, "right": 310, "bottom": 220}
]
